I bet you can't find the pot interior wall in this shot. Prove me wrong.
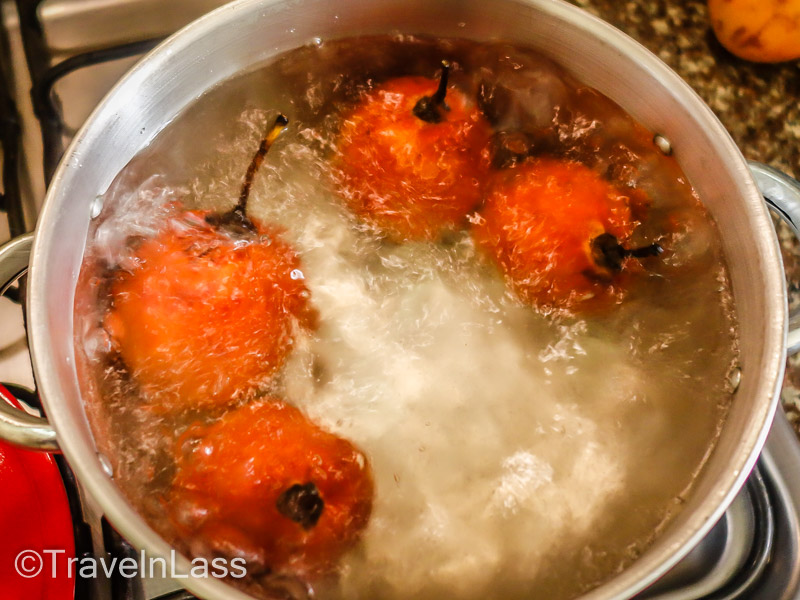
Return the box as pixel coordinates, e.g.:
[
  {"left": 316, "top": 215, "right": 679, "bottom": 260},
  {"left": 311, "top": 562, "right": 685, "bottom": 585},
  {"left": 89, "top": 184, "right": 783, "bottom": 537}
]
[{"left": 29, "top": 1, "right": 785, "bottom": 599}]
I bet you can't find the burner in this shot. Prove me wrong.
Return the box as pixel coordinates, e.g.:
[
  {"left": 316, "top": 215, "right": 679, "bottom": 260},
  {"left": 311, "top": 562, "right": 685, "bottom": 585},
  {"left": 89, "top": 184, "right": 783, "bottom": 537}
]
[{"left": 635, "top": 410, "right": 800, "bottom": 600}]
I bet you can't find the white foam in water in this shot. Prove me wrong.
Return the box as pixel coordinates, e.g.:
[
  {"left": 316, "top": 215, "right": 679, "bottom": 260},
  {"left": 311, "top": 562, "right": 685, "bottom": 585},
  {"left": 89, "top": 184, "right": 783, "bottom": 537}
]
[{"left": 249, "top": 137, "right": 630, "bottom": 599}]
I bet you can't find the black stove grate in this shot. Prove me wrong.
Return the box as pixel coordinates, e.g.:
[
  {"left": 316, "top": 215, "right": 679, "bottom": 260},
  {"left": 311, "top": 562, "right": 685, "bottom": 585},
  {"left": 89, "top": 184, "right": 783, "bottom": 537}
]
[
  {"left": 13, "top": 0, "right": 163, "bottom": 186},
  {"left": 0, "top": 14, "right": 26, "bottom": 238}
]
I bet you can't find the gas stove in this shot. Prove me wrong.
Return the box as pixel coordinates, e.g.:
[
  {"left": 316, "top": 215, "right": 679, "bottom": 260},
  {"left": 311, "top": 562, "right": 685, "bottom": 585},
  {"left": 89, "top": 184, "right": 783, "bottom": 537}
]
[{"left": 1, "top": 1, "right": 800, "bottom": 599}]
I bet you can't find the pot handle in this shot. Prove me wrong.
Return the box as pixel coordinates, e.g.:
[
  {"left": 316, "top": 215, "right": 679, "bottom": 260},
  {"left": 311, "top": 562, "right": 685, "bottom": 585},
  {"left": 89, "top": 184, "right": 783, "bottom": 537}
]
[
  {"left": 0, "top": 233, "right": 59, "bottom": 452},
  {"left": 749, "top": 162, "right": 800, "bottom": 356}
]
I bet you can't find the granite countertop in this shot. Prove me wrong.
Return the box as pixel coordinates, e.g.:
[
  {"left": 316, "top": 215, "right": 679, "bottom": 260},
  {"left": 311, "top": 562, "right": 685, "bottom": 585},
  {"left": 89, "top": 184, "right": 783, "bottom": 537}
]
[{"left": 568, "top": 0, "right": 800, "bottom": 431}]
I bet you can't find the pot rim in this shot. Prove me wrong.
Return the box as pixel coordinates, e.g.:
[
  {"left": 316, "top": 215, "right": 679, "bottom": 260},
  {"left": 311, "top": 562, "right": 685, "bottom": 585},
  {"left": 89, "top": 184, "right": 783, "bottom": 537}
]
[{"left": 27, "top": 0, "right": 787, "bottom": 599}]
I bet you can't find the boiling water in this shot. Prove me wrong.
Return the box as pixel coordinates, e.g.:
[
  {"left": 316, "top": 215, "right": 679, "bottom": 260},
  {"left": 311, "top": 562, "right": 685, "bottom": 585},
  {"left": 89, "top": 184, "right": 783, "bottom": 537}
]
[{"left": 74, "top": 37, "right": 739, "bottom": 600}]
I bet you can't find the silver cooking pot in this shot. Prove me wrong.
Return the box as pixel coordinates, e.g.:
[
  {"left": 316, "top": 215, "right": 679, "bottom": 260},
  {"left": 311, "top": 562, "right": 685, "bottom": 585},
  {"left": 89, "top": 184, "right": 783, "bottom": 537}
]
[{"left": 1, "top": 0, "right": 800, "bottom": 598}]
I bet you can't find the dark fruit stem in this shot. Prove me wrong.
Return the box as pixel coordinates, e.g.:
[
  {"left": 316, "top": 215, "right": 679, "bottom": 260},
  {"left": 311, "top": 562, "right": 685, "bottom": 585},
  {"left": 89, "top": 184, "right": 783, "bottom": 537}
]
[
  {"left": 430, "top": 60, "right": 450, "bottom": 106},
  {"left": 591, "top": 232, "right": 663, "bottom": 273},
  {"left": 237, "top": 114, "right": 289, "bottom": 215},
  {"left": 413, "top": 60, "right": 451, "bottom": 124},
  {"left": 206, "top": 113, "right": 289, "bottom": 233},
  {"left": 627, "top": 243, "right": 663, "bottom": 259},
  {"left": 276, "top": 482, "right": 325, "bottom": 530}
]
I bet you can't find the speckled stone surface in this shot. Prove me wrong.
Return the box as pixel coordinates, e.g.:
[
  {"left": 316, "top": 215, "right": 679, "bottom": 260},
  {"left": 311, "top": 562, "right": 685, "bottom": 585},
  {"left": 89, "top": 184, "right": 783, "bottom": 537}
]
[
  {"left": 566, "top": 0, "right": 800, "bottom": 432},
  {"left": 566, "top": 1, "right": 799, "bottom": 174}
]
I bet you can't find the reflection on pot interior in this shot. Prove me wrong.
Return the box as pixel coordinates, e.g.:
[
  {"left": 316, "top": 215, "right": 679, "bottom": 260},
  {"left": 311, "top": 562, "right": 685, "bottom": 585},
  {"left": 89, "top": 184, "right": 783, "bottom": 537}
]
[{"left": 73, "top": 36, "right": 740, "bottom": 600}]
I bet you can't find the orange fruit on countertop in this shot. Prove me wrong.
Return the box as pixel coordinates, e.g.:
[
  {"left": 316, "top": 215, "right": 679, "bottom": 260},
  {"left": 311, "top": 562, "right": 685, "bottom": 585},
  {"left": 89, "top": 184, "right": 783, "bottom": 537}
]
[
  {"left": 708, "top": 0, "right": 800, "bottom": 63},
  {"left": 167, "top": 398, "right": 374, "bottom": 575},
  {"left": 104, "top": 210, "right": 314, "bottom": 411},
  {"left": 335, "top": 64, "right": 491, "bottom": 242},
  {"left": 473, "top": 158, "right": 654, "bottom": 313}
]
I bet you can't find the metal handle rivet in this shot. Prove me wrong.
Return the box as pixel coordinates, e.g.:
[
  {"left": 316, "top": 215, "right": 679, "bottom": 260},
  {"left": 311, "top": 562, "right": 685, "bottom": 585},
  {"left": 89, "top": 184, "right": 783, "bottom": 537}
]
[
  {"left": 728, "top": 367, "right": 742, "bottom": 393},
  {"left": 653, "top": 134, "right": 673, "bottom": 156},
  {"left": 90, "top": 196, "right": 104, "bottom": 219},
  {"left": 98, "top": 453, "right": 114, "bottom": 477}
]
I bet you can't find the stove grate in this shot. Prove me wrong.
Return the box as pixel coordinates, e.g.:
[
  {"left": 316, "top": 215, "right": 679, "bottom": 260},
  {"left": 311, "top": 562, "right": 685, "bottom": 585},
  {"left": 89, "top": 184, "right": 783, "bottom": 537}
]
[{"left": 13, "top": 0, "right": 162, "bottom": 185}]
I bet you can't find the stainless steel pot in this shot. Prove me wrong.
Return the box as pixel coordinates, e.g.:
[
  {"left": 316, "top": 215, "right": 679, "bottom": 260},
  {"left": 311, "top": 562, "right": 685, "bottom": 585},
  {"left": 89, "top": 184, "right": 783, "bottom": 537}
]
[{"left": 1, "top": 0, "right": 799, "bottom": 598}]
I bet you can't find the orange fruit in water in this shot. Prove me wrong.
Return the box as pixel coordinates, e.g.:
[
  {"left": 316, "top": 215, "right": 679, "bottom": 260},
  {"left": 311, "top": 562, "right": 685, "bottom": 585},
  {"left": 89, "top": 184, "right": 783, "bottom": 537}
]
[
  {"left": 474, "top": 158, "right": 642, "bottom": 312},
  {"left": 708, "top": 0, "right": 800, "bottom": 63},
  {"left": 167, "top": 398, "right": 374, "bottom": 575},
  {"left": 336, "top": 74, "right": 491, "bottom": 241},
  {"left": 104, "top": 210, "right": 314, "bottom": 410}
]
